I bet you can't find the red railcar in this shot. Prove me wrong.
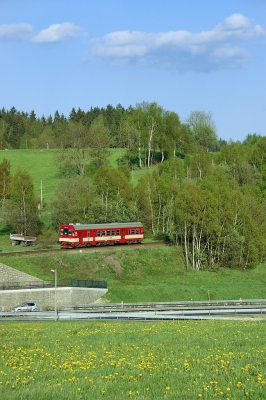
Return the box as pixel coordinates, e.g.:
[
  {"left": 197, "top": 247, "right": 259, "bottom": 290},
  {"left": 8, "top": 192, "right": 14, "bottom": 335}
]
[{"left": 58, "top": 222, "right": 144, "bottom": 249}]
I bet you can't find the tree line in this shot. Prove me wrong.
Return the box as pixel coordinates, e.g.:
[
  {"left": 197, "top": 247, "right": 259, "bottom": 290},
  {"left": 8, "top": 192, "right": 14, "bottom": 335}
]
[
  {"left": 0, "top": 103, "right": 265, "bottom": 271},
  {"left": 0, "top": 103, "right": 223, "bottom": 165}
]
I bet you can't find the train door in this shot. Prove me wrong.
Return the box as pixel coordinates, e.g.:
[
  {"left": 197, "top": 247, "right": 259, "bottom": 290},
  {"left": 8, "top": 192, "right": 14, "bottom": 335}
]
[
  {"left": 121, "top": 229, "right": 125, "bottom": 243},
  {"left": 93, "top": 230, "right": 97, "bottom": 245}
]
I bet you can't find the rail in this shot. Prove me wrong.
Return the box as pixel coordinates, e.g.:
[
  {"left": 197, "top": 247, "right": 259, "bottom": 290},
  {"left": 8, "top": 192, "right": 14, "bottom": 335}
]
[{"left": 0, "top": 242, "right": 165, "bottom": 257}]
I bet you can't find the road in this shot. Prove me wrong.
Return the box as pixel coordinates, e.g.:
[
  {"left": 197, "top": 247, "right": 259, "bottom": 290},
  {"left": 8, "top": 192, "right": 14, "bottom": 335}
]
[{"left": 1, "top": 305, "right": 266, "bottom": 322}]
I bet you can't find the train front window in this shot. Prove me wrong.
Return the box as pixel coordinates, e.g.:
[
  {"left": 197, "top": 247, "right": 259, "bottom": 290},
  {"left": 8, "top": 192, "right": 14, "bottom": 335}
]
[{"left": 60, "top": 228, "right": 72, "bottom": 236}]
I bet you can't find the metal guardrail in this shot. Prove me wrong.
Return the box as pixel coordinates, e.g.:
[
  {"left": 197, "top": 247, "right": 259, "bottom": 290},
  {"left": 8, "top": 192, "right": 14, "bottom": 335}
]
[
  {"left": 1, "top": 300, "right": 265, "bottom": 322},
  {"left": 60, "top": 299, "right": 266, "bottom": 313},
  {"left": 0, "top": 279, "right": 107, "bottom": 290}
]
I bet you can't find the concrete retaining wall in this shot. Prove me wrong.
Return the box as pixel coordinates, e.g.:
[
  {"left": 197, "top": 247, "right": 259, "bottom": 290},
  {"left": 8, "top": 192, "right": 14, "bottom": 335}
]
[
  {"left": 0, "top": 287, "right": 108, "bottom": 312},
  {"left": 0, "top": 262, "right": 108, "bottom": 311}
]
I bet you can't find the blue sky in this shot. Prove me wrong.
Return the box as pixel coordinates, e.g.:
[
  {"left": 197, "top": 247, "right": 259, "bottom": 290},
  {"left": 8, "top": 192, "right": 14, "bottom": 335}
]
[{"left": 1, "top": 0, "right": 265, "bottom": 142}]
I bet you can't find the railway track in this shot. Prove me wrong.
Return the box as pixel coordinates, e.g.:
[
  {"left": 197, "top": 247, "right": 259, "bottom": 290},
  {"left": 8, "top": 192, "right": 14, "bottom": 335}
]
[{"left": 0, "top": 241, "right": 166, "bottom": 257}]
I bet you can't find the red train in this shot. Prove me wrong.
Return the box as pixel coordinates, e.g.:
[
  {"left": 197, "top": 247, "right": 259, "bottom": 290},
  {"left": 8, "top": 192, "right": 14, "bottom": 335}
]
[{"left": 58, "top": 222, "right": 144, "bottom": 249}]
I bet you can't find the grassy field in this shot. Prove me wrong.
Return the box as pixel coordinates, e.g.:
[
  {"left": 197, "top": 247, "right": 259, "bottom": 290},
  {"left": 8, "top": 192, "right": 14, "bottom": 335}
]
[
  {"left": 0, "top": 149, "right": 152, "bottom": 208},
  {"left": 0, "top": 246, "right": 265, "bottom": 303},
  {"left": 1, "top": 320, "right": 265, "bottom": 399},
  {"left": 0, "top": 149, "right": 59, "bottom": 206}
]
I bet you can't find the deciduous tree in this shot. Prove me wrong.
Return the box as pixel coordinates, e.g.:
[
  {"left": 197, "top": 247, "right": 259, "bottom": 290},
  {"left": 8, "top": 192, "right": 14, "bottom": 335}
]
[
  {"left": 88, "top": 115, "right": 111, "bottom": 168},
  {"left": 7, "top": 168, "right": 39, "bottom": 235},
  {"left": 187, "top": 111, "right": 218, "bottom": 152},
  {"left": 51, "top": 176, "right": 95, "bottom": 228}
]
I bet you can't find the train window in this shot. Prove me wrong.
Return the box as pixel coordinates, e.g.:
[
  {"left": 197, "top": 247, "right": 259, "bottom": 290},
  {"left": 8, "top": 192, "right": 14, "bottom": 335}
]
[
  {"left": 136, "top": 229, "right": 139, "bottom": 234},
  {"left": 116, "top": 230, "right": 120, "bottom": 235},
  {"left": 97, "top": 231, "right": 101, "bottom": 237},
  {"left": 131, "top": 229, "right": 135, "bottom": 234},
  {"left": 102, "top": 231, "right": 106, "bottom": 236},
  {"left": 107, "top": 230, "right": 110, "bottom": 236},
  {"left": 111, "top": 230, "right": 115, "bottom": 235}
]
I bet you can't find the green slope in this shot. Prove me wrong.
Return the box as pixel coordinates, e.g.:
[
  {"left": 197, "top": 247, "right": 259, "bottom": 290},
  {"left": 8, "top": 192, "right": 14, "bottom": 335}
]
[{"left": 0, "top": 245, "right": 265, "bottom": 303}]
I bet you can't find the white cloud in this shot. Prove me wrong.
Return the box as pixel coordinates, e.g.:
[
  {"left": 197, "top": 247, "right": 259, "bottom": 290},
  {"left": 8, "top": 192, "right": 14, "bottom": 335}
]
[
  {"left": 0, "top": 23, "right": 32, "bottom": 41},
  {"left": 89, "top": 14, "right": 266, "bottom": 71},
  {"left": 32, "top": 23, "right": 86, "bottom": 43},
  {"left": 223, "top": 13, "right": 251, "bottom": 30}
]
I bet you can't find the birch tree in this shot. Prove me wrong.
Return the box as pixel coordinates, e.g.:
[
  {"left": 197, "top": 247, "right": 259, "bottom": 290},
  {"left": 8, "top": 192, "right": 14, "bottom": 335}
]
[
  {"left": 134, "top": 102, "right": 164, "bottom": 167},
  {"left": 0, "top": 158, "right": 11, "bottom": 201},
  {"left": 7, "top": 168, "right": 39, "bottom": 235}
]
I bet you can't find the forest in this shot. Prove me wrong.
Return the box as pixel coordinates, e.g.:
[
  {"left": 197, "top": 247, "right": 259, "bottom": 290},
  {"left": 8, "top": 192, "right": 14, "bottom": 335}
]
[{"left": 0, "top": 103, "right": 265, "bottom": 271}]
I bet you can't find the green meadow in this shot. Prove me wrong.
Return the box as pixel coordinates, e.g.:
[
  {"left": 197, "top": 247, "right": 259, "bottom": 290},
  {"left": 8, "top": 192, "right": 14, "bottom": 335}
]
[
  {"left": 0, "top": 149, "right": 59, "bottom": 206},
  {"left": 1, "top": 320, "right": 265, "bottom": 399}
]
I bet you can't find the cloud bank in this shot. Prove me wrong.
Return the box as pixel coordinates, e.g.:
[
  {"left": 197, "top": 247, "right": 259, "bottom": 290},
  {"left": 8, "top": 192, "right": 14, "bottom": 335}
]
[
  {"left": 31, "top": 23, "right": 86, "bottom": 43},
  {"left": 1, "top": 14, "right": 265, "bottom": 72},
  {"left": 89, "top": 14, "right": 266, "bottom": 71},
  {"left": 0, "top": 22, "right": 85, "bottom": 43},
  {"left": 0, "top": 23, "right": 32, "bottom": 40}
]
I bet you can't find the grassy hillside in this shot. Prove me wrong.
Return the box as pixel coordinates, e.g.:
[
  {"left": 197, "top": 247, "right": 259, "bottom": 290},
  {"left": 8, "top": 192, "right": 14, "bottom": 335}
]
[
  {"left": 1, "top": 150, "right": 265, "bottom": 304},
  {"left": 0, "top": 149, "right": 60, "bottom": 206},
  {"left": 0, "top": 149, "right": 155, "bottom": 207},
  {"left": 0, "top": 245, "right": 265, "bottom": 303}
]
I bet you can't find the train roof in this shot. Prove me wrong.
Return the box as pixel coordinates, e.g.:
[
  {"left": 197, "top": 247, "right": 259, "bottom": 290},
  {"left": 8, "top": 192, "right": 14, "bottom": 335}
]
[{"left": 62, "top": 222, "right": 143, "bottom": 230}]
